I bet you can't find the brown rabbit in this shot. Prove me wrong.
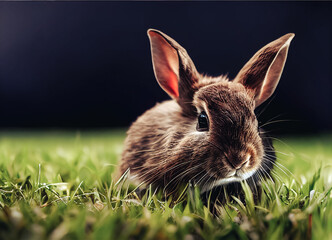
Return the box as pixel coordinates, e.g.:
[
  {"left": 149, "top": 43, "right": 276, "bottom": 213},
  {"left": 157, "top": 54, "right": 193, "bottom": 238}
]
[{"left": 119, "top": 29, "right": 294, "bottom": 202}]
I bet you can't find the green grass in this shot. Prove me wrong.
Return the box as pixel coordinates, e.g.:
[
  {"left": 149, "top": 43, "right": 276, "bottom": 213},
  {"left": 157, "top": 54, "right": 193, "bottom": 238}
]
[{"left": 0, "top": 130, "right": 331, "bottom": 240}]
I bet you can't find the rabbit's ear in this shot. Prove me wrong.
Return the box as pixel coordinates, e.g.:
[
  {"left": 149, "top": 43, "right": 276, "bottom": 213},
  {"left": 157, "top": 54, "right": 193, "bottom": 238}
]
[
  {"left": 234, "top": 33, "right": 294, "bottom": 108},
  {"left": 148, "top": 29, "right": 199, "bottom": 112}
]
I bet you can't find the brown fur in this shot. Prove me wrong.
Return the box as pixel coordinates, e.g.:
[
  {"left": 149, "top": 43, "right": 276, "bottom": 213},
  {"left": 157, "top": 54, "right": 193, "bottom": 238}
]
[{"left": 119, "top": 29, "right": 294, "bottom": 199}]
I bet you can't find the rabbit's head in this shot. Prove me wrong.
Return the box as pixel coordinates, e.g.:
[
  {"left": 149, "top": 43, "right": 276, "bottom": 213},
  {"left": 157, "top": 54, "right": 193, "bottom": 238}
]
[{"left": 145, "top": 30, "right": 294, "bottom": 191}]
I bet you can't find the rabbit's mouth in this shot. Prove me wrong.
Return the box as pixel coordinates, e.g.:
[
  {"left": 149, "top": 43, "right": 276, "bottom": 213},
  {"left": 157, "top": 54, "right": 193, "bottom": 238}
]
[
  {"left": 200, "top": 168, "right": 257, "bottom": 194},
  {"left": 234, "top": 168, "right": 257, "bottom": 180}
]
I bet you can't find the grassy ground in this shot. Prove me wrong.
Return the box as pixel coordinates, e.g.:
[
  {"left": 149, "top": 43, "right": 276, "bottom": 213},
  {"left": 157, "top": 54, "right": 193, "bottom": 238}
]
[{"left": 0, "top": 130, "right": 331, "bottom": 240}]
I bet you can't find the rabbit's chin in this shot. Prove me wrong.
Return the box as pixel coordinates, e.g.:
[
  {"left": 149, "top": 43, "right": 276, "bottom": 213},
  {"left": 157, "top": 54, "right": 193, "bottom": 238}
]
[{"left": 199, "top": 168, "right": 257, "bottom": 194}]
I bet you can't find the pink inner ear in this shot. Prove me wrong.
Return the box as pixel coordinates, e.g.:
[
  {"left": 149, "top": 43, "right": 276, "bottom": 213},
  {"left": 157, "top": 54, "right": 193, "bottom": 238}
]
[
  {"left": 167, "top": 72, "right": 179, "bottom": 97},
  {"left": 149, "top": 30, "right": 180, "bottom": 99},
  {"left": 156, "top": 63, "right": 179, "bottom": 98}
]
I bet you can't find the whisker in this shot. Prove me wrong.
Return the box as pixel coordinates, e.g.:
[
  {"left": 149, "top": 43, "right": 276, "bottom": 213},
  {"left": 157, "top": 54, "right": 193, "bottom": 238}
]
[
  {"left": 261, "top": 162, "right": 283, "bottom": 183},
  {"left": 259, "top": 163, "right": 276, "bottom": 184},
  {"left": 263, "top": 155, "right": 294, "bottom": 178},
  {"left": 162, "top": 163, "right": 205, "bottom": 192},
  {"left": 255, "top": 95, "right": 277, "bottom": 118},
  {"left": 259, "top": 119, "right": 294, "bottom": 128},
  {"left": 264, "top": 149, "right": 292, "bottom": 157}
]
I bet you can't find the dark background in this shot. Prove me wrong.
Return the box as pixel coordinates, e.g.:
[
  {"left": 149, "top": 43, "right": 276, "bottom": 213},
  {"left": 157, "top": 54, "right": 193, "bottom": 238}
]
[{"left": 0, "top": 2, "right": 331, "bottom": 134}]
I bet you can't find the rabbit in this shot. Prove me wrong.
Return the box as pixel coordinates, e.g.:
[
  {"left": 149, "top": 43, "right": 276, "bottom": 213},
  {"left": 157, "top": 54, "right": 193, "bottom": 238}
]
[{"left": 119, "top": 29, "right": 294, "bottom": 204}]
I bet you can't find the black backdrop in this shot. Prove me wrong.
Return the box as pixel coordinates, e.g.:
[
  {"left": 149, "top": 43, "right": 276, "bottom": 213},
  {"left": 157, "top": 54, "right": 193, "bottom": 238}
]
[{"left": 0, "top": 2, "right": 331, "bottom": 134}]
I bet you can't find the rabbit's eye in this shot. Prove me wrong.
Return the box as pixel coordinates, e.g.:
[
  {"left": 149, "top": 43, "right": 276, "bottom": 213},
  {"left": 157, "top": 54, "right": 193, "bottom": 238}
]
[{"left": 197, "top": 111, "right": 209, "bottom": 131}]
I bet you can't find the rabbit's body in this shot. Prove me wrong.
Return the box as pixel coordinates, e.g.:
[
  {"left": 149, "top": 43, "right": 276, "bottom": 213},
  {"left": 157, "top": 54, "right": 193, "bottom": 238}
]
[{"left": 119, "top": 29, "right": 293, "bottom": 201}]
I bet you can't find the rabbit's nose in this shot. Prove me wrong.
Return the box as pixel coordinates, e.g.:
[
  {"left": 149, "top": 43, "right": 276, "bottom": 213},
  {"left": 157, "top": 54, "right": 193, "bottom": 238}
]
[
  {"left": 236, "top": 154, "right": 251, "bottom": 170},
  {"left": 226, "top": 153, "right": 251, "bottom": 170}
]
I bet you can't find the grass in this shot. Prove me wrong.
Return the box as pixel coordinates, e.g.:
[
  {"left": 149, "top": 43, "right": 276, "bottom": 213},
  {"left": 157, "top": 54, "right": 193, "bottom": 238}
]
[{"left": 0, "top": 130, "right": 331, "bottom": 240}]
